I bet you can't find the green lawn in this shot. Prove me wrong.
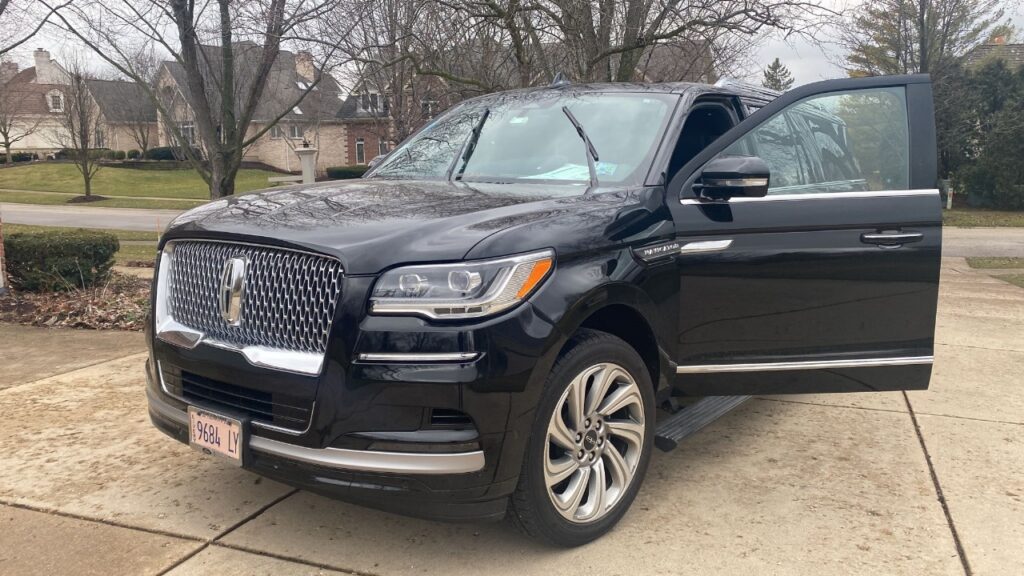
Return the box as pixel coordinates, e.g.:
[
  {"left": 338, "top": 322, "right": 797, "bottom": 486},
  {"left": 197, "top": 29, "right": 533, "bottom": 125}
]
[
  {"left": 998, "top": 275, "right": 1024, "bottom": 289},
  {"left": 114, "top": 243, "right": 159, "bottom": 265},
  {"left": 0, "top": 189, "right": 204, "bottom": 209},
  {"left": 966, "top": 257, "right": 1024, "bottom": 269},
  {"left": 0, "top": 163, "right": 278, "bottom": 199},
  {"left": 943, "top": 208, "right": 1024, "bottom": 228}
]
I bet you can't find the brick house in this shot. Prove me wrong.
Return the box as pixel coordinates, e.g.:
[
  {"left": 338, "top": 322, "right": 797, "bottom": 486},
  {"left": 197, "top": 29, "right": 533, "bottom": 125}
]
[
  {"left": 0, "top": 49, "right": 158, "bottom": 156},
  {"left": 154, "top": 44, "right": 393, "bottom": 174}
]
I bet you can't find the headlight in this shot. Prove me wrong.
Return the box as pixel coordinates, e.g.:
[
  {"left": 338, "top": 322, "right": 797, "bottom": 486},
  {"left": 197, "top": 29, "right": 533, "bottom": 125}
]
[{"left": 371, "top": 250, "right": 554, "bottom": 319}]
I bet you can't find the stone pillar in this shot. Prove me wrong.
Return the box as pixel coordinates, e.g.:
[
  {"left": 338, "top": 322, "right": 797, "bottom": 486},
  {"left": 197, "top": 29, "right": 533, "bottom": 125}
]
[{"left": 295, "top": 147, "right": 318, "bottom": 185}]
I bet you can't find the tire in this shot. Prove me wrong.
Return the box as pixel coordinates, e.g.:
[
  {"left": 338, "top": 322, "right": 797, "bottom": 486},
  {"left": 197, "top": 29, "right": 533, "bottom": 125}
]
[{"left": 509, "top": 328, "right": 656, "bottom": 547}]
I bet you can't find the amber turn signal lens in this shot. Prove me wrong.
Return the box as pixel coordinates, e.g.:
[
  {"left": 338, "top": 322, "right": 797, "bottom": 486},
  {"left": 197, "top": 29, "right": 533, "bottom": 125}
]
[{"left": 516, "top": 258, "right": 553, "bottom": 299}]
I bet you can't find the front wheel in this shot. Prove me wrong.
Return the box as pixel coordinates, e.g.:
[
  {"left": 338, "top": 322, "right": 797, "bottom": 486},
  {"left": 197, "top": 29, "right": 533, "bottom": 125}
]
[{"left": 510, "top": 329, "right": 655, "bottom": 546}]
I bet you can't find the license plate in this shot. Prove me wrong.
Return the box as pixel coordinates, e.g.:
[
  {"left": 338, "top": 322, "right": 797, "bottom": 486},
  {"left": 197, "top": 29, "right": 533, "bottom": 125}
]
[{"left": 188, "top": 407, "right": 243, "bottom": 465}]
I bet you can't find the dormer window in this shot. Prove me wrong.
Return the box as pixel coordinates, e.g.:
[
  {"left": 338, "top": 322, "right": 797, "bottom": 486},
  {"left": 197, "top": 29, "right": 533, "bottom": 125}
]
[
  {"left": 360, "top": 92, "right": 380, "bottom": 112},
  {"left": 47, "top": 91, "right": 64, "bottom": 112}
]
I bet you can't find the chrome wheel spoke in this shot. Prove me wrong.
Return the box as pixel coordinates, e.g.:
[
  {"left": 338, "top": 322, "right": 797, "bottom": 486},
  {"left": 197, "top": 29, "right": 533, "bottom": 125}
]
[
  {"left": 567, "top": 366, "right": 596, "bottom": 432},
  {"left": 548, "top": 412, "right": 576, "bottom": 451},
  {"left": 597, "top": 385, "right": 642, "bottom": 418},
  {"left": 605, "top": 419, "right": 644, "bottom": 450},
  {"left": 545, "top": 455, "right": 579, "bottom": 486},
  {"left": 602, "top": 442, "right": 629, "bottom": 491},
  {"left": 585, "top": 365, "right": 625, "bottom": 417},
  {"left": 555, "top": 466, "right": 590, "bottom": 517},
  {"left": 575, "top": 457, "right": 606, "bottom": 522}
]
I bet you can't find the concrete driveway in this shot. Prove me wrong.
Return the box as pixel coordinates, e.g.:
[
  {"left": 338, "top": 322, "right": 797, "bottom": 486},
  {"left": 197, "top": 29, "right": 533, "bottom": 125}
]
[{"left": 0, "top": 258, "right": 1021, "bottom": 575}]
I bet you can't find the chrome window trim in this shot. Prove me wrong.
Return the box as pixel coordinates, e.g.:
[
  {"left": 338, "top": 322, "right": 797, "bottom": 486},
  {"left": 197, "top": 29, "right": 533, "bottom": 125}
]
[
  {"left": 680, "top": 188, "right": 939, "bottom": 205},
  {"left": 145, "top": 388, "right": 484, "bottom": 474},
  {"left": 155, "top": 360, "right": 314, "bottom": 435},
  {"left": 154, "top": 240, "right": 338, "bottom": 376},
  {"left": 357, "top": 352, "right": 481, "bottom": 363},
  {"left": 676, "top": 355, "right": 934, "bottom": 374}
]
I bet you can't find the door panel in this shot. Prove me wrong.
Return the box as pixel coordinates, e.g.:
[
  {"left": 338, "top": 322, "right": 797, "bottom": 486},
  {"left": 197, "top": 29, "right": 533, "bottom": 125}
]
[{"left": 667, "top": 75, "right": 940, "bottom": 395}]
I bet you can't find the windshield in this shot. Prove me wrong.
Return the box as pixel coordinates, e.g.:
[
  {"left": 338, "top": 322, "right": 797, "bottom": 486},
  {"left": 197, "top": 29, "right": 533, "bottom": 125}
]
[{"left": 369, "top": 92, "right": 676, "bottom": 189}]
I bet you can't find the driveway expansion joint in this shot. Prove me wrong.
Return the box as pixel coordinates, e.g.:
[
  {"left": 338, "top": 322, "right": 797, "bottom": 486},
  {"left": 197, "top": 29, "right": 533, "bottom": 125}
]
[
  {"left": 902, "top": 391, "right": 973, "bottom": 576},
  {"left": 0, "top": 499, "right": 203, "bottom": 543}
]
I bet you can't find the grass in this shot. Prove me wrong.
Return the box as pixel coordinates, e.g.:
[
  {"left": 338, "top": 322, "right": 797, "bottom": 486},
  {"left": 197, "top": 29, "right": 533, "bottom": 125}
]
[
  {"left": 0, "top": 189, "right": 204, "bottom": 210},
  {"left": 965, "top": 257, "right": 1024, "bottom": 269},
  {"left": 114, "top": 243, "right": 159, "bottom": 266},
  {"left": 0, "top": 163, "right": 278, "bottom": 200},
  {"left": 999, "top": 275, "right": 1024, "bottom": 289},
  {"left": 943, "top": 208, "right": 1024, "bottom": 228},
  {"left": 2, "top": 223, "right": 159, "bottom": 241}
]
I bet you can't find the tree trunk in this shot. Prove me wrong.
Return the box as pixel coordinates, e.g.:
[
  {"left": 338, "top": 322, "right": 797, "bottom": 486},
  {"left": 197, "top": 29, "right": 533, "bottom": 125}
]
[
  {"left": 3, "top": 143, "right": 10, "bottom": 166},
  {"left": 208, "top": 154, "right": 239, "bottom": 199},
  {"left": 83, "top": 172, "right": 92, "bottom": 197}
]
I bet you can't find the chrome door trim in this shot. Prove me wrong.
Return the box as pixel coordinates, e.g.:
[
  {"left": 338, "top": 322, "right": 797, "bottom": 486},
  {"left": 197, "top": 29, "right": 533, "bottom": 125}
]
[
  {"left": 678, "top": 239, "right": 733, "bottom": 254},
  {"left": 680, "top": 188, "right": 939, "bottom": 205},
  {"left": 676, "top": 355, "right": 934, "bottom": 374}
]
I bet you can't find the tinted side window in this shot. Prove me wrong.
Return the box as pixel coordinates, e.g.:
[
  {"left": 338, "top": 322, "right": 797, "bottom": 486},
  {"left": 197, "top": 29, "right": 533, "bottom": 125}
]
[{"left": 714, "top": 87, "right": 909, "bottom": 194}]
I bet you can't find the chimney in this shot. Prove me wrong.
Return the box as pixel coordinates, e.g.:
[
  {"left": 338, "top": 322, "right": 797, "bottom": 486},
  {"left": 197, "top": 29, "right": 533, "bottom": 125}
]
[
  {"left": 0, "top": 61, "right": 19, "bottom": 84},
  {"left": 34, "top": 48, "right": 59, "bottom": 84},
  {"left": 296, "top": 51, "right": 316, "bottom": 81}
]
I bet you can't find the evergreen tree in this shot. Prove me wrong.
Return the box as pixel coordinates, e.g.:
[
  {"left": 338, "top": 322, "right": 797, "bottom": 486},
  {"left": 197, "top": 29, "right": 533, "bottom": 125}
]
[{"left": 762, "top": 58, "right": 794, "bottom": 91}]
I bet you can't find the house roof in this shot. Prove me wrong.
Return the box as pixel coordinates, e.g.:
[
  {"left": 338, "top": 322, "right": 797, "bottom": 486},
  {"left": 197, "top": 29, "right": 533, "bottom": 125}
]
[
  {"left": 965, "top": 43, "right": 1024, "bottom": 69},
  {"left": 159, "top": 44, "right": 348, "bottom": 124},
  {"left": 1, "top": 67, "right": 63, "bottom": 116},
  {"left": 85, "top": 79, "right": 158, "bottom": 123}
]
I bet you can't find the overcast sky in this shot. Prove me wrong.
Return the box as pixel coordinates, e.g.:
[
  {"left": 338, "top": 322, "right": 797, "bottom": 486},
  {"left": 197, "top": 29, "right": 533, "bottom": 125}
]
[{"left": 10, "top": 1, "right": 1024, "bottom": 88}]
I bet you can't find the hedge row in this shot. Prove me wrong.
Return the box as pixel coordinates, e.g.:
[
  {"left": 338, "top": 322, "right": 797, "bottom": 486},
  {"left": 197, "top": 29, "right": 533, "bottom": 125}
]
[
  {"left": 0, "top": 152, "right": 38, "bottom": 163},
  {"left": 144, "top": 146, "right": 203, "bottom": 161},
  {"left": 3, "top": 230, "right": 119, "bottom": 292},
  {"left": 325, "top": 165, "right": 368, "bottom": 180}
]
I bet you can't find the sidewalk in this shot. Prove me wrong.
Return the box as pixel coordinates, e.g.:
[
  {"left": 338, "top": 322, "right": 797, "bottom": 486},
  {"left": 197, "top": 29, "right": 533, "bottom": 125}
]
[
  {"left": 0, "top": 257, "right": 1020, "bottom": 575},
  {"left": 0, "top": 202, "right": 184, "bottom": 232}
]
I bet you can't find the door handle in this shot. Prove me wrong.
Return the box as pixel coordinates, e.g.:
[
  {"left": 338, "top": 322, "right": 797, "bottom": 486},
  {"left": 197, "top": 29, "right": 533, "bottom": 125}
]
[{"left": 860, "top": 231, "right": 923, "bottom": 248}]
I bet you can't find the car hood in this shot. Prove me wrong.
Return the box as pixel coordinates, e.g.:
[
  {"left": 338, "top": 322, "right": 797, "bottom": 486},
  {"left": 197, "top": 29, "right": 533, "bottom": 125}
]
[{"left": 162, "top": 178, "right": 598, "bottom": 274}]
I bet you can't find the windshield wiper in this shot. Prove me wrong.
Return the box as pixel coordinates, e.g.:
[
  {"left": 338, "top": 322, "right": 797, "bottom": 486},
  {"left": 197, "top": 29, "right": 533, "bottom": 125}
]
[
  {"left": 561, "top": 106, "right": 600, "bottom": 191},
  {"left": 451, "top": 108, "right": 490, "bottom": 181}
]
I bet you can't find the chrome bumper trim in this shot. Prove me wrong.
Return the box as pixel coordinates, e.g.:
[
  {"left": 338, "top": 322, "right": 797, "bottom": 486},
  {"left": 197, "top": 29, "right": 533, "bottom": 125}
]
[
  {"left": 249, "top": 436, "right": 485, "bottom": 475},
  {"left": 676, "top": 355, "right": 934, "bottom": 374},
  {"left": 146, "top": 388, "right": 485, "bottom": 475},
  {"left": 357, "top": 352, "right": 481, "bottom": 363}
]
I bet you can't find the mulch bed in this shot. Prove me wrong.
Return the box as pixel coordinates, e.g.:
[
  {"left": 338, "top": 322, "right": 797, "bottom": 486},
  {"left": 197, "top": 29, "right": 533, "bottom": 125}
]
[
  {"left": 66, "top": 195, "right": 108, "bottom": 203},
  {"left": 0, "top": 272, "right": 150, "bottom": 331}
]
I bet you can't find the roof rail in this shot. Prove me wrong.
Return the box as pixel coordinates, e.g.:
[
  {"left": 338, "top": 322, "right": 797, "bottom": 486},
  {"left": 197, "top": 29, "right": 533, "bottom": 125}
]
[{"left": 713, "top": 77, "right": 782, "bottom": 100}]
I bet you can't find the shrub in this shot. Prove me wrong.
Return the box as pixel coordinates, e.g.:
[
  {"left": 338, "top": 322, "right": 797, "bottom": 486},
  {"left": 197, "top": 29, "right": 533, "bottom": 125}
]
[
  {"left": 144, "top": 146, "right": 201, "bottom": 161},
  {"left": 0, "top": 152, "right": 37, "bottom": 163},
  {"left": 3, "top": 230, "right": 119, "bottom": 292},
  {"left": 112, "top": 150, "right": 127, "bottom": 160},
  {"left": 325, "top": 165, "right": 368, "bottom": 180},
  {"left": 126, "top": 149, "right": 141, "bottom": 159}
]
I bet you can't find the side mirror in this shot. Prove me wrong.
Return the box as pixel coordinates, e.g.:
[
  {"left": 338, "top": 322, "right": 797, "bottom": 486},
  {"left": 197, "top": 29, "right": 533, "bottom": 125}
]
[{"left": 695, "top": 155, "right": 770, "bottom": 200}]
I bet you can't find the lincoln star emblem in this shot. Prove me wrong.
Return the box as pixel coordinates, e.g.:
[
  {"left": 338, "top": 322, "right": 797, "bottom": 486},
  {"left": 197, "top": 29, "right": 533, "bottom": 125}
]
[{"left": 219, "top": 257, "right": 247, "bottom": 326}]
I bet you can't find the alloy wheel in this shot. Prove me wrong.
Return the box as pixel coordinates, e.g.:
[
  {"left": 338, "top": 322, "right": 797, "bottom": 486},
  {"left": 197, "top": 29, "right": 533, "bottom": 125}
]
[{"left": 544, "top": 362, "right": 646, "bottom": 524}]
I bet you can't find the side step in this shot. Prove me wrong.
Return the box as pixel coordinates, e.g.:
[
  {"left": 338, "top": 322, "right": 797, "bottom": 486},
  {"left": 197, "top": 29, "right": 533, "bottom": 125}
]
[{"left": 654, "top": 396, "right": 751, "bottom": 452}]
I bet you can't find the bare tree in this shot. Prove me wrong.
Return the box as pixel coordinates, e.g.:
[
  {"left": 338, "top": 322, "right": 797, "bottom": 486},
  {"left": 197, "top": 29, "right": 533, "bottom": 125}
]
[
  {"left": 47, "top": 0, "right": 356, "bottom": 199},
  {"left": 51, "top": 60, "right": 104, "bottom": 199},
  {"left": 0, "top": 66, "right": 43, "bottom": 166},
  {"left": 0, "top": 0, "right": 70, "bottom": 56}
]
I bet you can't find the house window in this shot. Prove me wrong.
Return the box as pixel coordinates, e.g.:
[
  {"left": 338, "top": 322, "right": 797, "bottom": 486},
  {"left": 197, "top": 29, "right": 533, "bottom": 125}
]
[
  {"left": 93, "top": 128, "right": 105, "bottom": 148},
  {"left": 378, "top": 139, "right": 388, "bottom": 156},
  {"left": 355, "top": 137, "right": 365, "bottom": 164},
  {"left": 179, "top": 122, "right": 196, "bottom": 145},
  {"left": 270, "top": 125, "right": 286, "bottom": 139},
  {"left": 420, "top": 99, "right": 437, "bottom": 118},
  {"left": 289, "top": 125, "right": 303, "bottom": 140},
  {"left": 360, "top": 92, "right": 380, "bottom": 112},
  {"left": 48, "top": 91, "right": 64, "bottom": 112}
]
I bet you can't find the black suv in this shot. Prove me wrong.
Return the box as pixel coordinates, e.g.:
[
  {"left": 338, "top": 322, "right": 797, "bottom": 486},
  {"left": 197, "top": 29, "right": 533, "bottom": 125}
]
[{"left": 146, "top": 74, "right": 941, "bottom": 546}]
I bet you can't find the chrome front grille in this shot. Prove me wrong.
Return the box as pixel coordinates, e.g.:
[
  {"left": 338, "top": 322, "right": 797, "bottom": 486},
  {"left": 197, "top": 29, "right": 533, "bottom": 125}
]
[{"left": 166, "top": 241, "right": 343, "bottom": 356}]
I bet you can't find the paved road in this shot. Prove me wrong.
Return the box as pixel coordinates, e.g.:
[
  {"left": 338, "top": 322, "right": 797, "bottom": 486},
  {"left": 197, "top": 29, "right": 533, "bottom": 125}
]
[
  {"left": 2, "top": 202, "right": 1023, "bottom": 257},
  {"left": 0, "top": 203, "right": 184, "bottom": 233}
]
